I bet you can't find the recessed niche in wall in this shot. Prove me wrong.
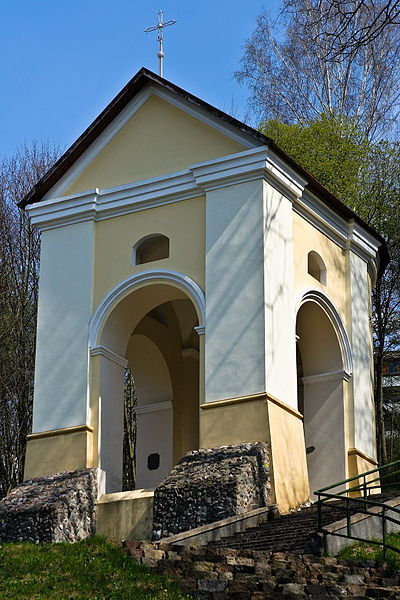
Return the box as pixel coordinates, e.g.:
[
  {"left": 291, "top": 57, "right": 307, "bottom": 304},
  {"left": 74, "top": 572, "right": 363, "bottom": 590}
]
[
  {"left": 147, "top": 453, "right": 160, "bottom": 471},
  {"left": 132, "top": 234, "right": 169, "bottom": 265},
  {"left": 307, "top": 251, "right": 327, "bottom": 285}
]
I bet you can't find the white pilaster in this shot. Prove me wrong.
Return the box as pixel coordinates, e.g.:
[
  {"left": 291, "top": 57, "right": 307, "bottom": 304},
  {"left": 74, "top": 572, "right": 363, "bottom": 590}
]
[
  {"left": 205, "top": 180, "right": 266, "bottom": 401},
  {"left": 32, "top": 220, "right": 95, "bottom": 432},
  {"left": 263, "top": 181, "right": 297, "bottom": 408}
]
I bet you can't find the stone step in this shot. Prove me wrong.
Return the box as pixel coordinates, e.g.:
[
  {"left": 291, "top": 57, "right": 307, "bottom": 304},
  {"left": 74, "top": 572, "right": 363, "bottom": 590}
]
[{"left": 209, "top": 491, "right": 400, "bottom": 554}]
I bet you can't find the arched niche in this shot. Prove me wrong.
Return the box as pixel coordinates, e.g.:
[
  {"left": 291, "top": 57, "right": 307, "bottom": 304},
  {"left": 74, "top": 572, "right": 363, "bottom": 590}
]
[
  {"left": 296, "top": 293, "right": 352, "bottom": 497},
  {"left": 307, "top": 251, "right": 327, "bottom": 285}
]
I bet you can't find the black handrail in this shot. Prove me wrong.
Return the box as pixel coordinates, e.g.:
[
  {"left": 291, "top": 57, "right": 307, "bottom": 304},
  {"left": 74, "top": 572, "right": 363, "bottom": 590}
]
[{"left": 315, "top": 458, "right": 400, "bottom": 559}]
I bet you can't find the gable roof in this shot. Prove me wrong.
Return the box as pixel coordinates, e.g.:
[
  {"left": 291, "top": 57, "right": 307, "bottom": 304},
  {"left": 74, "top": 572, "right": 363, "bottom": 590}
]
[{"left": 19, "top": 67, "right": 389, "bottom": 274}]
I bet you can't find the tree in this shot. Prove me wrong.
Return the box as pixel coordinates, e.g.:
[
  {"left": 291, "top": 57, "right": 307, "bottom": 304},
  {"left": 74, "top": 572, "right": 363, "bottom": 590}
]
[
  {"left": 284, "top": 0, "right": 400, "bottom": 59},
  {"left": 261, "top": 116, "right": 400, "bottom": 465},
  {"left": 236, "top": 2, "right": 400, "bottom": 140},
  {"left": 0, "top": 142, "right": 61, "bottom": 498}
]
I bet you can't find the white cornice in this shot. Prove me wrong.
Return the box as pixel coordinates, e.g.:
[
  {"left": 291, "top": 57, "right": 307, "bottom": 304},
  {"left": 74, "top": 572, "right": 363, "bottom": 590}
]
[
  {"left": 27, "top": 147, "right": 307, "bottom": 231},
  {"left": 90, "top": 345, "right": 128, "bottom": 368},
  {"left": 293, "top": 189, "right": 349, "bottom": 249},
  {"left": 191, "top": 146, "right": 306, "bottom": 199},
  {"left": 135, "top": 400, "right": 172, "bottom": 415},
  {"left": 294, "top": 190, "right": 382, "bottom": 271},
  {"left": 302, "top": 370, "right": 351, "bottom": 385}
]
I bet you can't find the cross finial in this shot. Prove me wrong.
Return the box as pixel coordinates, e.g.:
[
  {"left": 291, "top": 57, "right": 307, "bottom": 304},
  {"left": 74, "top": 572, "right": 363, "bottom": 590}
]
[{"left": 144, "top": 9, "right": 177, "bottom": 78}]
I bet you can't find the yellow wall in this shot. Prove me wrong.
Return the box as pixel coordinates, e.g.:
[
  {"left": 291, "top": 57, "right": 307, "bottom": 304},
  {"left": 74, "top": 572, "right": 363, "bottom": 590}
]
[
  {"left": 200, "top": 393, "right": 310, "bottom": 513},
  {"left": 348, "top": 448, "right": 379, "bottom": 496},
  {"left": 24, "top": 427, "right": 93, "bottom": 480},
  {"left": 200, "top": 395, "right": 270, "bottom": 449},
  {"left": 293, "top": 212, "right": 347, "bottom": 319},
  {"left": 96, "top": 490, "right": 154, "bottom": 540},
  {"left": 93, "top": 196, "right": 205, "bottom": 310},
  {"left": 266, "top": 397, "right": 310, "bottom": 512},
  {"left": 66, "top": 95, "right": 246, "bottom": 196}
]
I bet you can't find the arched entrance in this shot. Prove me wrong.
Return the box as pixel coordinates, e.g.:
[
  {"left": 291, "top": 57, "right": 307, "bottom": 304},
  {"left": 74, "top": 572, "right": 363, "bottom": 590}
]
[
  {"left": 89, "top": 271, "right": 205, "bottom": 493},
  {"left": 296, "top": 291, "right": 352, "bottom": 496}
]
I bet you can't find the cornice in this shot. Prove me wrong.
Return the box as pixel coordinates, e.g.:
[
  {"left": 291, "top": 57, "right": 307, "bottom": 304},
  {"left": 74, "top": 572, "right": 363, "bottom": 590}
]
[
  {"left": 302, "top": 370, "right": 351, "bottom": 385},
  {"left": 26, "top": 145, "right": 383, "bottom": 272},
  {"left": 26, "top": 146, "right": 306, "bottom": 231},
  {"left": 90, "top": 345, "right": 128, "bottom": 368},
  {"left": 294, "top": 190, "right": 382, "bottom": 271},
  {"left": 135, "top": 400, "right": 172, "bottom": 415}
]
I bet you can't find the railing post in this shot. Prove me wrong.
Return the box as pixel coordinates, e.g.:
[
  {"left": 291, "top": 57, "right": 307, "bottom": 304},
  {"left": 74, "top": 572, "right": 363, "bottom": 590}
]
[
  {"left": 363, "top": 475, "right": 368, "bottom": 512},
  {"left": 382, "top": 506, "right": 387, "bottom": 561},
  {"left": 317, "top": 494, "right": 322, "bottom": 531},
  {"left": 346, "top": 496, "right": 351, "bottom": 537}
]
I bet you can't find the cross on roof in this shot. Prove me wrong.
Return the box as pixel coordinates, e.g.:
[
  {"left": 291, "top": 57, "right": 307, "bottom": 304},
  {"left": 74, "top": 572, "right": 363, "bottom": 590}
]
[{"left": 144, "top": 10, "right": 177, "bottom": 78}]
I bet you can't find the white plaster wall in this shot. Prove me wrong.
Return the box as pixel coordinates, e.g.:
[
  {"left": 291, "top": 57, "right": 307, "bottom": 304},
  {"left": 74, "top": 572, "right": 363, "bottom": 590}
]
[
  {"left": 128, "top": 334, "right": 174, "bottom": 489},
  {"left": 349, "top": 252, "right": 375, "bottom": 458},
  {"left": 303, "top": 377, "right": 346, "bottom": 496},
  {"left": 99, "top": 357, "right": 125, "bottom": 493},
  {"left": 263, "top": 182, "right": 297, "bottom": 407},
  {"left": 32, "top": 221, "right": 94, "bottom": 432},
  {"left": 205, "top": 180, "right": 265, "bottom": 402},
  {"left": 135, "top": 407, "right": 173, "bottom": 489}
]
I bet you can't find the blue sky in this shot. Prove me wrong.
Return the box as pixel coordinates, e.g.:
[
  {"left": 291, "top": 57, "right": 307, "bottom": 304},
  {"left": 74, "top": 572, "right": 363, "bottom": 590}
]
[{"left": 0, "top": 1, "right": 281, "bottom": 160}]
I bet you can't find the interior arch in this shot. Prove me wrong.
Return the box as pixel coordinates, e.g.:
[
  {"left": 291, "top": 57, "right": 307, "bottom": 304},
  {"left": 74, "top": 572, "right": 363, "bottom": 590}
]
[
  {"left": 94, "top": 280, "right": 201, "bottom": 493},
  {"left": 296, "top": 299, "right": 349, "bottom": 496}
]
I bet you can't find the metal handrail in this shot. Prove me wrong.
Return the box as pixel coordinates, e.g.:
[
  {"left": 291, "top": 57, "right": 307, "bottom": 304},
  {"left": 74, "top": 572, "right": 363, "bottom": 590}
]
[{"left": 315, "top": 458, "right": 400, "bottom": 559}]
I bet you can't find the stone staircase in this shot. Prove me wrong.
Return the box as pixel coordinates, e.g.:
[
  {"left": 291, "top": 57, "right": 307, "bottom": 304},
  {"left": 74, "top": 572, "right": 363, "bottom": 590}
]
[{"left": 208, "top": 492, "right": 400, "bottom": 555}]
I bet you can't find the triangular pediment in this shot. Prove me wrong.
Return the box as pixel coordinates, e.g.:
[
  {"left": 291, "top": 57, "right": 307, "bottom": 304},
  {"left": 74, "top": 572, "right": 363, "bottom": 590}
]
[
  {"left": 41, "top": 82, "right": 260, "bottom": 200},
  {"left": 63, "top": 93, "right": 248, "bottom": 197}
]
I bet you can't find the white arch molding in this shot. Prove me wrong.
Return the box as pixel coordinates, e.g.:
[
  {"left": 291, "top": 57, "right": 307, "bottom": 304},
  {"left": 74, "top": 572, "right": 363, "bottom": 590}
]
[
  {"left": 89, "top": 269, "right": 206, "bottom": 350},
  {"left": 296, "top": 287, "right": 353, "bottom": 377}
]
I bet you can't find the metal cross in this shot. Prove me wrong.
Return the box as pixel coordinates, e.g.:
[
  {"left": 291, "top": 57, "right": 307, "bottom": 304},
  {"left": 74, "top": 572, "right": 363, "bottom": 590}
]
[{"left": 144, "top": 10, "right": 177, "bottom": 78}]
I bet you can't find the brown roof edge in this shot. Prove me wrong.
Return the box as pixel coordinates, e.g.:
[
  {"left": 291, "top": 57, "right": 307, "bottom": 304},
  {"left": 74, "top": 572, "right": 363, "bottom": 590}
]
[{"left": 19, "top": 67, "right": 390, "bottom": 276}]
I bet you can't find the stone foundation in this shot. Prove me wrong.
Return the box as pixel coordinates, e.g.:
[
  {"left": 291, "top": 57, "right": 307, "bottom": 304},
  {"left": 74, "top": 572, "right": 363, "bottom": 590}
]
[
  {"left": 152, "top": 443, "right": 270, "bottom": 540},
  {"left": 0, "top": 469, "right": 98, "bottom": 543}
]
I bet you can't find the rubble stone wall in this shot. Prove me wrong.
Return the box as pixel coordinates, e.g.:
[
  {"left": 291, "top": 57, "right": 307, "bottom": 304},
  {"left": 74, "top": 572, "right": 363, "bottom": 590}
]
[
  {"left": 0, "top": 469, "right": 98, "bottom": 543},
  {"left": 152, "top": 443, "right": 271, "bottom": 540},
  {"left": 124, "top": 540, "right": 400, "bottom": 599}
]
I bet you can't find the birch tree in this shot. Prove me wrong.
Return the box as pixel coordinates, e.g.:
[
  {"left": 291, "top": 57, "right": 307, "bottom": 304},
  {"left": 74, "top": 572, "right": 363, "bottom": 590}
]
[{"left": 237, "top": 1, "right": 400, "bottom": 140}]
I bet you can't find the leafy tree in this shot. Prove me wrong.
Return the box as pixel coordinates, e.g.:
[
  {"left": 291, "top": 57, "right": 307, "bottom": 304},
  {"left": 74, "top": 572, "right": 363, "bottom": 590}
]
[
  {"left": 262, "top": 116, "right": 400, "bottom": 465},
  {"left": 236, "top": 2, "right": 400, "bottom": 139}
]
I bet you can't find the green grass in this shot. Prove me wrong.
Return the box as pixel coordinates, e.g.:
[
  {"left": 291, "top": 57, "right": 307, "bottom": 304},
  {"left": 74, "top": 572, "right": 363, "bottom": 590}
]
[
  {"left": 337, "top": 532, "right": 400, "bottom": 570},
  {"left": 0, "top": 536, "right": 190, "bottom": 599}
]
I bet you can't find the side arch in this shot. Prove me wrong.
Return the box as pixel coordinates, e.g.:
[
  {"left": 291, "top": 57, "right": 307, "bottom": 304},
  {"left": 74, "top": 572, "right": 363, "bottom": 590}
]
[
  {"left": 89, "top": 269, "right": 206, "bottom": 351},
  {"left": 296, "top": 288, "right": 353, "bottom": 377}
]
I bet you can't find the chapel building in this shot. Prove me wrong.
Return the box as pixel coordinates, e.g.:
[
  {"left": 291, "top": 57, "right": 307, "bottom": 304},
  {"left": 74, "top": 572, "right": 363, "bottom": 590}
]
[{"left": 20, "top": 68, "right": 388, "bottom": 521}]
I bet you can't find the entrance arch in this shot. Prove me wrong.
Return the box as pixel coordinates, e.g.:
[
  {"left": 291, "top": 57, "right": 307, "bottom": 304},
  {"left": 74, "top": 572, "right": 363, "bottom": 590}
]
[
  {"left": 296, "top": 290, "right": 352, "bottom": 496},
  {"left": 89, "top": 271, "right": 205, "bottom": 493}
]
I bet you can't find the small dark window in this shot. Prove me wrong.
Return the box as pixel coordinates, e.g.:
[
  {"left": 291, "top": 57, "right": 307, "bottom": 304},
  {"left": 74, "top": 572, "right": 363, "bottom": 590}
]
[
  {"left": 133, "top": 235, "right": 169, "bottom": 265},
  {"left": 147, "top": 453, "right": 160, "bottom": 470}
]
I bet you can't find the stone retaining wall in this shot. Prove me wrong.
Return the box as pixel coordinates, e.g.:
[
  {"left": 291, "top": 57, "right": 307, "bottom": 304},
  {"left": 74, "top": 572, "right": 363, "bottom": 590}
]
[
  {"left": 0, "top": 469, "right": 98, "bottom": 543},
  {"left": 152, "top": 443, "right": 270, "bottom": 540},
  {"left": 123, "top": 540, "right": 400, "bottom": 599}
]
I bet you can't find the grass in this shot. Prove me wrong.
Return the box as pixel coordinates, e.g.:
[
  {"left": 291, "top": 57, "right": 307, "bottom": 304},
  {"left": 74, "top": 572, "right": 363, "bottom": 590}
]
[
  {"left": 0, "top": 536, "right": 191, "bottom": 599},
  {"left": 337, "top": 532, "right": 400, "bottom": 570}
]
